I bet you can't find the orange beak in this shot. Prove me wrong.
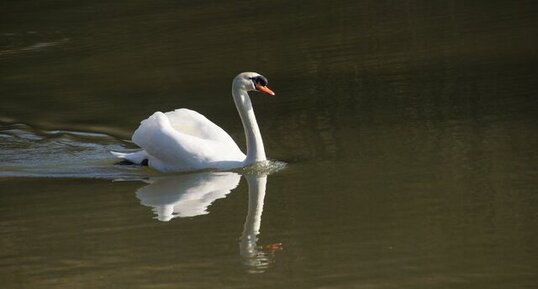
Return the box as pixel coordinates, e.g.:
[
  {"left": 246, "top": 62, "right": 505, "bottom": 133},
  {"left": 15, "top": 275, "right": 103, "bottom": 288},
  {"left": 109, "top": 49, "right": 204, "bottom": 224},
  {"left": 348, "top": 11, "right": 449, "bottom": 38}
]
[{"left": 256, "top": 84, "right": 275, "bottom": 95}]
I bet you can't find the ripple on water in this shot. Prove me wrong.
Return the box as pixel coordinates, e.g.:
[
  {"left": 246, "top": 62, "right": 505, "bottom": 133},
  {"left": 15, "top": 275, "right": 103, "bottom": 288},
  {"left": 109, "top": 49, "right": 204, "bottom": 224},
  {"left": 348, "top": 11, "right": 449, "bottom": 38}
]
[
  {"left": 238, "top": 160, "right": 287, "bottom": 176},
  {"left": 0, "top": 123, "right": 147, "bottom": 179}
]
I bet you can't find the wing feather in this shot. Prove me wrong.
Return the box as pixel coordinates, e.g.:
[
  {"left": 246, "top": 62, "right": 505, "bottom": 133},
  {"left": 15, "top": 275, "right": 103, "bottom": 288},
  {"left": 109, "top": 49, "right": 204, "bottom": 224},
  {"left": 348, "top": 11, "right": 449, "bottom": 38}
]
[
  {"left": 130, "top": 109, "right": 245, "bottom": 171},
  {"left": 164, "top": 109, "right": 236, "bottom": 143}
]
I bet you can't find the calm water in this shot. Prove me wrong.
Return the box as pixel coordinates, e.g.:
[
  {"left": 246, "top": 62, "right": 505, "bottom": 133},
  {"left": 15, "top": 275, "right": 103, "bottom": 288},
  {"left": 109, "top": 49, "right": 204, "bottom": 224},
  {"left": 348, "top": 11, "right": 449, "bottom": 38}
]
[{"left": 1, "top": 1, "right": 537, "bottom": 288}]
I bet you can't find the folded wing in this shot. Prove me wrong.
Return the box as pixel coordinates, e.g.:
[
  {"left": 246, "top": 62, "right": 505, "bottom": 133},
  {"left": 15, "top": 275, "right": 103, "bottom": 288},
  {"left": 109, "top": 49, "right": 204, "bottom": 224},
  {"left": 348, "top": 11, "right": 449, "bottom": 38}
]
[{"left": 131, "top": 109, "right": 245, "bottom": 171}]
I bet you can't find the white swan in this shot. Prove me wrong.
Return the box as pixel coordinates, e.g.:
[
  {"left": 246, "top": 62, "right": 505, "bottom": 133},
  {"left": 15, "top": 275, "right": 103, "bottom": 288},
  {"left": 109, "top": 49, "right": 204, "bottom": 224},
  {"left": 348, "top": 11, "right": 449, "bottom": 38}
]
[{"left": 112, "top": 72, "right": 275, "bottom": 172}]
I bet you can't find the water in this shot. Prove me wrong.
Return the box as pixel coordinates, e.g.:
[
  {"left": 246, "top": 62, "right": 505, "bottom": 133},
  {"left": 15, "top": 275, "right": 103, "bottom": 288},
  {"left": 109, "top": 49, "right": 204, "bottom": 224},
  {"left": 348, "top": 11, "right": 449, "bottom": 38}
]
[{"left": 1, "top": 1, "right": 537, "bottom": 288}]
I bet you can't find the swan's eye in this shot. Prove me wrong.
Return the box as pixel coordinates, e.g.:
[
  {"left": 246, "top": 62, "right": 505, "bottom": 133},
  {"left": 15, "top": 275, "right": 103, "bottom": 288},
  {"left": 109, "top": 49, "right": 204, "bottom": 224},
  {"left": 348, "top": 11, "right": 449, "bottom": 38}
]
[{"left": 250, "top": 76, "right": 268, "bottom": 87}]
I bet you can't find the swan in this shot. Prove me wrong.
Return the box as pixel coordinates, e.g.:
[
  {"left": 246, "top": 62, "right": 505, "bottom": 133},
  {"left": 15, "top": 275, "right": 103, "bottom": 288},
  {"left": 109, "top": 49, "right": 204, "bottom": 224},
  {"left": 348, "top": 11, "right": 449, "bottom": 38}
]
[{"left": 112, "top": 72, "right": 275, "bottom": 172}]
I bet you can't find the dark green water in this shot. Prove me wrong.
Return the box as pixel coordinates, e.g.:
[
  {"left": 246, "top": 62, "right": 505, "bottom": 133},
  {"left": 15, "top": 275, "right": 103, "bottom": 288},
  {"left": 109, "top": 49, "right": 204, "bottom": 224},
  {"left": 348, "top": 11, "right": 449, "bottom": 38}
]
[{"left": 1, "top": 1, "right": 537, "bottom": 288}]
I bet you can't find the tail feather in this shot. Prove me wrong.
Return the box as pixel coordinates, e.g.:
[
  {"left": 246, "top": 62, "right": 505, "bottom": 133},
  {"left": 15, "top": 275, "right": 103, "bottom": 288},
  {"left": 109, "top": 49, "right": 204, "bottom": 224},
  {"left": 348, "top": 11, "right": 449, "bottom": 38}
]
[{"left": 111, "top": 150, "right": 148, "bottom": 165}]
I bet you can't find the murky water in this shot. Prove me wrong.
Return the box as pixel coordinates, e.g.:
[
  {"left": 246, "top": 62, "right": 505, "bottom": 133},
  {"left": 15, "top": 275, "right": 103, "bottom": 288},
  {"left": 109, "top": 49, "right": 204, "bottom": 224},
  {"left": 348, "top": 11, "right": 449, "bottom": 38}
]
[{"left": 1, "top": 1, "right": 537, "bottom": 288}]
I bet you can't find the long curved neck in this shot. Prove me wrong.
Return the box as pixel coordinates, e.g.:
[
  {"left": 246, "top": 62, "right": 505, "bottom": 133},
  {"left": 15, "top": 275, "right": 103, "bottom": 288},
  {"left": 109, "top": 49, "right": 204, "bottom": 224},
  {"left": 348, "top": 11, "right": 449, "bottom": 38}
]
[{"left": 232, "top": 84, "right": 267, "bottom": 164}]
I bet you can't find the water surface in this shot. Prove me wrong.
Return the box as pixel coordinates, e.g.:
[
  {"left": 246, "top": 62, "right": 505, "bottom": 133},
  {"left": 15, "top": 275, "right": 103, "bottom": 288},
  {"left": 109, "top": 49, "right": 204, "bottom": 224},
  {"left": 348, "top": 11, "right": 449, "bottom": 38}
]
[{"left": 1, "top": 1, "right": 537, "bottom": 288}]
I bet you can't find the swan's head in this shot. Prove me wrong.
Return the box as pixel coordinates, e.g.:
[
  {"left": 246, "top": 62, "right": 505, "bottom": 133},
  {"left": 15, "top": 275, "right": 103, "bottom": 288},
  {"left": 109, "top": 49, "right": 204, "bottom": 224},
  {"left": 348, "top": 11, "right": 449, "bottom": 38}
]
[{"left": 234, "top": 72, "right": 275, "bottom": 95}]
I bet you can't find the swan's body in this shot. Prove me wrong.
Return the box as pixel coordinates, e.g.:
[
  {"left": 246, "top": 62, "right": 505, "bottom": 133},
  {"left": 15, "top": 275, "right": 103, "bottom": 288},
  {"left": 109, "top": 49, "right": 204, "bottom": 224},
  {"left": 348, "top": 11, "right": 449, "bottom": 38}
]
[{"left": 112, "top": 72, "right": 274, "bottom": 172}]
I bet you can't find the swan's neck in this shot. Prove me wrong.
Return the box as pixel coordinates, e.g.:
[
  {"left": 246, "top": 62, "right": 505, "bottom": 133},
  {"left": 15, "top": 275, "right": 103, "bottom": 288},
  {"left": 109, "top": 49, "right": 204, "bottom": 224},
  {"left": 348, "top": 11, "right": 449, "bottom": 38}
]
[{"left": 232, "top": 85, "right": 267, "bottom": 164}]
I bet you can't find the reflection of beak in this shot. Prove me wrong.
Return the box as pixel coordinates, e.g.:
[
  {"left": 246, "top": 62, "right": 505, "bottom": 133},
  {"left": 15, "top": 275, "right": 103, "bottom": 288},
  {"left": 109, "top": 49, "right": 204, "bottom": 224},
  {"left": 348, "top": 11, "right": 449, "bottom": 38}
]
[{"left": 255, "top": 84, "right": 275, "bottom": 95}]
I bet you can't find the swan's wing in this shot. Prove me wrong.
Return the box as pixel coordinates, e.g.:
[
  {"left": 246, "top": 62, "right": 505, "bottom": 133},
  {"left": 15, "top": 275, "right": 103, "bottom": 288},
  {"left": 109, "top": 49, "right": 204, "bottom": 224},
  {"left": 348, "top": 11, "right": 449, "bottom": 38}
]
[
  {"left": 131, "top": 111, "right": 244, "bottom": 170},
  {"left": 164, "top": 109, "right": 238, "bottom": 144}
]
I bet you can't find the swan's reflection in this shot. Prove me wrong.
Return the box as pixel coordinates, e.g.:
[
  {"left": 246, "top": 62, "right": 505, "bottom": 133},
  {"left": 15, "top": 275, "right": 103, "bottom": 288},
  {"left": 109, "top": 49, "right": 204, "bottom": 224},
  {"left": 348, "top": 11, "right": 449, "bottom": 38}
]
[
  {"left": 240, "top": 174, "right": 282, "bottom": 273},
  {"left": 136, "top": 172, "right": 241, "bottom": 221},
  {"left": 135, "top": 171, "right": 281, "bottom": 272}
]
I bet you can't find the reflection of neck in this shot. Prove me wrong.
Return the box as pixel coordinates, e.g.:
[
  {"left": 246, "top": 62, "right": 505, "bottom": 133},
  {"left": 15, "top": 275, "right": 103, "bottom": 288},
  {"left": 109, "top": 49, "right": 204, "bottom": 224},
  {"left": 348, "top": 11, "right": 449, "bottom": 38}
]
[
  {"left": 240, "top": 174, "right": 267, "bottom": 257},
  {"left": 232, "top": 84, "right": 267, "bottom": 165}
]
